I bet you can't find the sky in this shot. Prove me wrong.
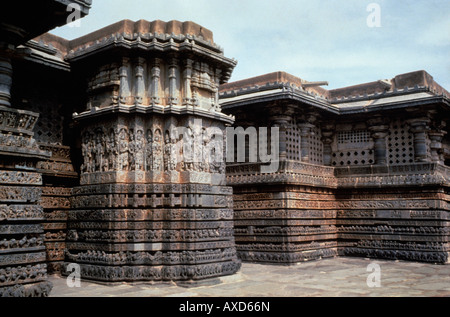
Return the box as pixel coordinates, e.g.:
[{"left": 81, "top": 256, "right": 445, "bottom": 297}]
[{"left": 51, "top": 0, "right": 450, "bottom": 90}]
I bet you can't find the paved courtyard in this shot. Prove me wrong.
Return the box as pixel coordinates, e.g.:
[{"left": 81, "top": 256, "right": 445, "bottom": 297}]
[{"left": 49, "top": 257, "right": 450, "bottom": 297}]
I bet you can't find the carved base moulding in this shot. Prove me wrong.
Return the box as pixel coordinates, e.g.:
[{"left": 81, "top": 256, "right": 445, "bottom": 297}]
[
  {"left": 0, "top": 280, "right": 52, "bottom": 297},
  {"left": 237, "top": 248, "right": 339, "bottom": 264},
  {"left": 61, "top": 261, "right": 241, "bottom": 282},
  {"left": 339, "top": 247, "right": 449, "bottom": 264}
]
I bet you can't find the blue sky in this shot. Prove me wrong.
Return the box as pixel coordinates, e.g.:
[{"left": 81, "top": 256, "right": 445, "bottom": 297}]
[{"left": 51, "top": 0, "right": 450, "bottom": 90}]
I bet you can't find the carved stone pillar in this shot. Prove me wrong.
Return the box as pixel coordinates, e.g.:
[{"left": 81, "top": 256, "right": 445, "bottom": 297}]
[
  {"left": 429, "top": 131, "right": 446, "bottom": 164},
  {"left": 214, "top": 68, "right": 222, "bottom": 111},
  {"left": 168, "top": 57, "right": 178, "bottom": 105},
  {"left": 150, "top": 58, "right": 161, "bottom": 105},
  {"left": 0, "top": 53, "right": 13, "bottom": 107},
  {"left": 297, "top": 123, "right": 314, "bottom": 163},
  {"left": 269, "top": 104, "right": 295, "bottom": 161},
  {"left": 297, "top": 112, "right": 319, "bottom": 164},
  {"left": 428, "top": 121, "right": 447, "bottom": 164},
  {"left": 182, "top": 59, "right": 193, "bottom": 106},
  {"left": 368, "top": 116, "right": 389, "bottom": 165},
  {"left": 321, "top": 122, "right": 335, "bottom": 166},
  {"left": 408, "top": 118, "right": 431, "bottom": 162},
  {"left": 428, "top": 117, "right": 447, "bottom": 164},
  {"left": 271, "top": 115, "right": 291, "bottom": 160},
  {"left": 134, "top": 58, "right": 145, "bottom": 105},
  {"left": 119, "top": 58, "right": 131, "bottom": 105}
]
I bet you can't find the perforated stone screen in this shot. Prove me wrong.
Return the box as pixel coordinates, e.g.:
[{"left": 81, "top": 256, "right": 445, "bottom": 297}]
[
  {"left": 32, "top": 101, "right": 64, "bottom": 145},
  {"left": 286, "top": 121, "right": 301, "bottom": 161},
  {"left": 310, "top": 126, "right": 324, "bottom": 165},
  {"left": 286, "top": 120, "right": 323, "bottom": 164},
  {"left": 333, "top": 130, "right": 374, "bottom": 166},
  {"left": 388, "top": 120, "right": 415, "bottom": 165},
  {"left": 338, "top": 130, "right": 371, "bottom": 144}
]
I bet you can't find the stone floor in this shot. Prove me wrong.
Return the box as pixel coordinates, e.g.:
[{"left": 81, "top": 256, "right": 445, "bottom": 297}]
[{"left": 48, "top": 257, "right": 450, "bottom": 297}]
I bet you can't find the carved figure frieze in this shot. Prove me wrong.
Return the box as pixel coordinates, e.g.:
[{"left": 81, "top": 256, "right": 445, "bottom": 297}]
[
  {"left": 0, "top": 236, "right": 45, "bottom": 251},
  {"left": 0, "top": 264, "right": 48, "bottom": 286},
  {"left": 80, "top": 120, "right": 227, "bottom": 175}
]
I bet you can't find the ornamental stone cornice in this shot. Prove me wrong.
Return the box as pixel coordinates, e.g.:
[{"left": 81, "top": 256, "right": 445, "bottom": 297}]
[
  {"left": 65, "top": 20, "right": 237, "bottom": 84},
  {"left": 72, "top": 103, "right": 235, "bottom": 125}
]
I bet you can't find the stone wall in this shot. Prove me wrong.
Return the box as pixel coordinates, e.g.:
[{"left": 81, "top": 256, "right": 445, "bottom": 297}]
[
  {"left": 12, "top": 56, "right": 78, "bottom": 275},
  {"left": 221, "top": 75, "right": 450, "bottom": 265},
  {"left": 0, "top": 106, "right": 53, "bottom": 297},
  {"left": 227, "top": 161, "right": 339, "bottom": 263},
  {"left": 336, "top": 164, "right": 450, "bottom": 263}
]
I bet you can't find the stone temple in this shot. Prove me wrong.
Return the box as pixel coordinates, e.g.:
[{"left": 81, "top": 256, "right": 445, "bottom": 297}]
[
  {"left": 221, "top": 71, "right": 449, "bottom": 264},
  {"left": 0, "top": 1, "right": 448, "bottom": 297}
]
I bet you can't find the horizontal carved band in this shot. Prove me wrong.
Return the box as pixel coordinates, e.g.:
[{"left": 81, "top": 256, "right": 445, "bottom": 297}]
[
  {"left": 65, "top": 248, "right": 238, "bottom": 266},
  {"left": 66, "top": 240, "right": 235, "bottom": 252},
  {"left": 0, "top": 187, "right": 41, "bottom": 203},
  {"left": 337, "top": 225, "right": 449, "bottom": 235},
  {"left": 0, "top": 205, "right": 44, "bottom": 221},
  {"left": 236, "top": 241, "right": 339, "bottom": 252},
  {"left": 0, "top": 264, "right": 48, "bottom": 287},
  {"left": 337, "top": 209, "right": 450, "bottom": 220},
  {"left": 235, "top": 226, "right": 337, "bottom": 236},
  {"left": 0, "top": 281, "right": 52, "bottom": 297},
  {"left": 0, "top": 224, "right": 43, "bottom": 235},
  {"left": 233, "top": 199, "right": 450, "bottom": 211},
  {"left": 41, "top": 187, "right": 72, "bottom": 197},
  {"left": 66, "top": 227, "right": 235, "bottom": 243},
  {"left": 61, "top": 261, "right": 241, "bottom": 282},
  {"left": 234, "top": 190, "right": 447, "bottom": 202},
  {"left": 0, "top": 236, "right": 45, "bottom": 252},
  {"left": 340, "top": 247, "right": 448, "bottom": 263},
  {"left": 36, "top": 161, "right": 76, "bottom": 176},
  {"left": 43, "top": 210, "right": 68, "bottom": 222},
  {"left": 237, "top": 248, "right": 338, "bottom": 264},
  {"left": 44, "top": 231, "right": 66, "bottom": 241},
  {"left": 40, "top": 197, "right": 70, "bottom": 209},
  {"left": 70, "top": 193, "right": 232, "bottom": 209},
  {"left": 72, "top": 183, "right": 232, "bottom": 195},
  {"left": 80, "top": 171, "right": 226, "bottom": 186},
  {"left": 68, "top": 208, "right": 234, "bottom": 222},
  {"left": 68, "top": 220, "right": 234, "bottom": 230},
  {"left": 339, "top": 233, "right": 447, "bottom": 243},
  {"left": 236, "top": 233, "right": 338, "bottom": 243},
  {"left": 0, "top": 171, "right": 42, "bottom": 185},
  {"left": 38, "top": 144, "right": 72, "bottom": 162},
  {"left": 227, "top": 162, "right": 450, "bottom": 188},
  {"left": 0, "top": 252, "right": 46, "bottom": 266}
]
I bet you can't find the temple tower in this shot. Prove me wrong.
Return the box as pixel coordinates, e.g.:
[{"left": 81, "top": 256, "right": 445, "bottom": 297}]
[{"left": 64, "top": 20, "right": 241, "bottom": 282}]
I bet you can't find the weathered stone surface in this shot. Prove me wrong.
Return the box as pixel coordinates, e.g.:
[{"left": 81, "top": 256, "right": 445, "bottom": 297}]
[
  {"left": 1, "top": 0, "right": 449, "bottom": 296},
  {"left": 221, "top": 71, "right": 450, "bottom": 265},
  {"left": 0, "top": 0, "right": 91, "bottom": 297},
  {"left": 61, "top": 19, "right": 240, "bottom": 282}
]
